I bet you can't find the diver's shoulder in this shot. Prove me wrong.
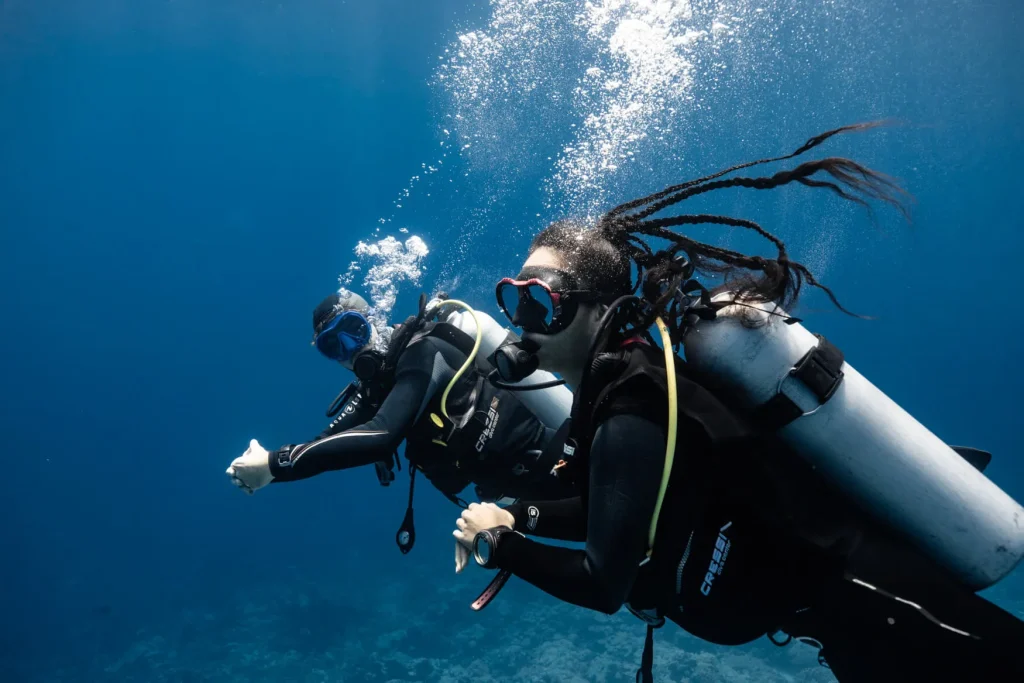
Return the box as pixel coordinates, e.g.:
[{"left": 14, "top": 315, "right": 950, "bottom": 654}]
[
  {"left": 591, "top": 347, "right": 668, "bottom": 423},
  {"left": 401, "top": 325, "right": 467, "bottom": 366}
]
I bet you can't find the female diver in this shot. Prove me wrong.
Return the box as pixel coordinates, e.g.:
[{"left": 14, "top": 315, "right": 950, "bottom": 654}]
[{"left": 453, "top": 123, "right": 1024, "bottom": 681}]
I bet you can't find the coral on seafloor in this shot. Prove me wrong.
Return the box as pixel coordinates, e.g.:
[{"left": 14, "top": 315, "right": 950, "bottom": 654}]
[{"left": 19, "top": 558, "right": 859, "bottom": 683}]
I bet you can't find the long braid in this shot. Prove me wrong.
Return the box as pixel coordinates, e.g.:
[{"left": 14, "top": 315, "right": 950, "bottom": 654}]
[
  {"left": 605, "top": 121, "right": 894, "bottom": 220},
  {"left": 534, "top": 122, "right": 910, "bottom": 330},
  {"left": 642, "top": 214, "right": 788, "bottom": 255},
  {"left": 630, "top": 158, "right": 910, "bottom": 222},
  {"left": 631, "top": 218, "right": 857, "bottom": 315}
]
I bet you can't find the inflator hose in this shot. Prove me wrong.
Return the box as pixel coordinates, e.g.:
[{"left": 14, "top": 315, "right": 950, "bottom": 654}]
[
  {"left": 647, "top": 317, "right": 678, "bottom": 556},
  {"left": 432, "top": 299, "right": 484, "bottom": 421}
]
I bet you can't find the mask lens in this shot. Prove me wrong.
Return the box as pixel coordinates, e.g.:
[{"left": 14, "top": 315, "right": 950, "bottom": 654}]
[
  {"left": 336, "top": 312, "right": 370, "bottom": 338},
  {"left": 314, "top": 312, "right": 370, "bottom": 362},
  {"left": 315, "top": 329, "right": 345, "bottom": 360},
  {"left": 498, "top": 282, "right": 522, "bottom": 321},
  {"left": 496, "top": 279, "right": 560, "bottom": 333},
  {"left": 524, "top": 284, "right": 555, "bottom": 326}
]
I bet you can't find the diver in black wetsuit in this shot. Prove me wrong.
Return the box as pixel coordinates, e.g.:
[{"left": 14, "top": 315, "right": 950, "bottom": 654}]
[
  {"left": 226, "top": 289, "right": 575, "bottom": 553},
  {"left": 453, "top": 124, "right": 1024, "bottom": 681}
]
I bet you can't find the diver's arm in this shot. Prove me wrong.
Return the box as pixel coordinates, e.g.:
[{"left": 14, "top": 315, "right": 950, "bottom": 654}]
[
  {"left": 314, "top": 384, "right": 380, "bottom": 439},
  {"left": 504, "top": 497, "right": 587, "bottom": 541},
  {"left": 489, "top": 414, "right": 665, "bottom": 614},
  {"left": 269, "top": 343, "right": 444, "bottom": 483}
]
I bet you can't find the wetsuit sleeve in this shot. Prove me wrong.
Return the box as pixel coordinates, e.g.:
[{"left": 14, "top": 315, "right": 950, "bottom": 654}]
[
  {"left": 314, "top": 386, "right": 380, "bottom": 440},
  {"left": 506, "top": 498, "right": 587, "bottom": 541},
  {"left": 491, "top": 413, "right": 665, "bottom": 614},
  {"left": 269, "top": 341, "right": 448, "bottom": 483}
]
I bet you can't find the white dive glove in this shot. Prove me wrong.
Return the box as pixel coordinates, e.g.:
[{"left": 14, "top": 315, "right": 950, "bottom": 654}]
[{"left": 226, "top": 439, "right": 273, "bottom": 494}]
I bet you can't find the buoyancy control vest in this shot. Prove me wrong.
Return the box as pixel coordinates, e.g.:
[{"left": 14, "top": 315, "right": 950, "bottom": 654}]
[
  {"left": 400, "top": 319, "right": 568, "bottom": 504},
  {"left": 331, "top": 295, "right": 574, "bottom": 554},
  {"left": 540, "top": 339, "right": 888, "bottom": 683},
  {"left": 580, "top": 338, "right": 1018, "bottom": 681},
  {"left": 557, "top": 316, "right": 1018, "bottom": 679}
]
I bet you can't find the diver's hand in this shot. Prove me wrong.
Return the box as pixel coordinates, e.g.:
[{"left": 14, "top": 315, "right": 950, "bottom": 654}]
[
  {"left": 453, "top": 502, "right": 515, "bottom": 554},
  {"left": 455, "top": 541, "right": 471, "bottom": 574},
  {"left": 226, "top": 439, "right": 273, "bottom": 494}
]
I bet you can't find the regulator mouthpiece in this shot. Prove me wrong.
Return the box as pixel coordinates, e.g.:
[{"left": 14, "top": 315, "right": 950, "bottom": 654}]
[{"left": 492, "top": 339, "right": 540, "bottom": 383}]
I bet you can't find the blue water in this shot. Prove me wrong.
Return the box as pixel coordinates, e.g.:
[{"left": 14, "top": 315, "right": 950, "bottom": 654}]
[{"left": 2, "top": 1, "right": 1022, "bottom": 681}]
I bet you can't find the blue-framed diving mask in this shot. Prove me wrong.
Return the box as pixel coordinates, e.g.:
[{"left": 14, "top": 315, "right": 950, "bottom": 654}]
[{"left": 313, "top": 310, "right": 372, "bottom": 362}]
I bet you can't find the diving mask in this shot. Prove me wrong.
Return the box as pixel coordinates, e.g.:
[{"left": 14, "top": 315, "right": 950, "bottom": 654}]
[
  {"left": 495, "top": 266, "right": 601, "bottom": 335},
  {"left": 313, "top": 310, "right": 372, "bottom": 362}
]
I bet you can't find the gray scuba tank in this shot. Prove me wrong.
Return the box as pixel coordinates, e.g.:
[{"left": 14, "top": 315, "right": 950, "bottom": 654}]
[
  {"left": 430, "top": 300, "right": 573, "bottom": 430},
  {"left": 682, "top": 293, "right": 1024, "bottom": 590}
]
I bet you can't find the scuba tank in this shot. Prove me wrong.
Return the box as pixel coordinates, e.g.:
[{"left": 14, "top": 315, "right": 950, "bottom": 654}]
[
  {"left": 681, "top": 293, "right": 1024, "bottom": 590},
  {"left": 429, "top": 298, "right": 573, "bottom": 430}
]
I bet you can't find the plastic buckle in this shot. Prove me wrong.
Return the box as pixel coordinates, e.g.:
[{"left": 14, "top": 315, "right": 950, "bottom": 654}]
[
  {"left": 626, "top": 603, "right": 665, "bottom": 628},
  {"left": 374, "top": 460, "right": 395, "bottom": 486}
]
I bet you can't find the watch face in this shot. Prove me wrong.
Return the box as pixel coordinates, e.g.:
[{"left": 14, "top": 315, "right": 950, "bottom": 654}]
[{"left": 473, "top": 532, "right": 494, "bottom": 567}]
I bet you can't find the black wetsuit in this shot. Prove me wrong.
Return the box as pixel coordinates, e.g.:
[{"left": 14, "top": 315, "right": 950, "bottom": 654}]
[
  {"left": 269, "top": 324, "right": 573, "bottom": 504},
  {"left": 491, "top": 342, "right": 1024, "bottom": 681}
]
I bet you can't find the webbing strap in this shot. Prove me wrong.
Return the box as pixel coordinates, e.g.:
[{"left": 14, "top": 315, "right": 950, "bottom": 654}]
[
  {"left": 755, "top": 335, "right": 845, "bottom": 431},
  {"left": 635, "top": 625, "right": 657, "bottom": 683}
]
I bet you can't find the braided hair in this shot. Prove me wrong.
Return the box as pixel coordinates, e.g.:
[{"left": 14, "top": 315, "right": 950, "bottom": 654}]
[{"left": 529, "top": 121, "right": 911, "bottom": 327}]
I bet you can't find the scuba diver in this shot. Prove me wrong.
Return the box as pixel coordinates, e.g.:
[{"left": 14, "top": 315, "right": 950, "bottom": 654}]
[
  {"left": 452, "top": 123, "right": 1024, "bottom": 681},
  {"left": 226, "top": 288, "right": 575, "bottom": 554}
]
